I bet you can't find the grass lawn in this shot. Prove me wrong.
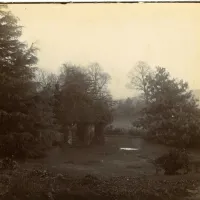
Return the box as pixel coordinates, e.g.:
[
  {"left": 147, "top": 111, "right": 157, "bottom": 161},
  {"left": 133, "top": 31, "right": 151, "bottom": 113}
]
[{"left": 23, "top": 135, "right": 200, "bottom": 179}]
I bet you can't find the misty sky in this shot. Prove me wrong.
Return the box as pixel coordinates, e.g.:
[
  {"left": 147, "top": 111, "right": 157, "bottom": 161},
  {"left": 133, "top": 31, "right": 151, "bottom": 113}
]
[{"left": 9, "top": 3, "right": 200, "bottom": 99}]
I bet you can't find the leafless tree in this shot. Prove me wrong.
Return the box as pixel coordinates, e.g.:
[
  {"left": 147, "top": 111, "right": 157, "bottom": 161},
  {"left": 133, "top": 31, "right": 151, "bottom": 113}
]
[
  {"left": 35, "top": 68, "right": 58, "bottom": 92},
  {"left": 86, "top": 62, "right": 111, "bottom": 100},
  {"left": 127, "top": 61, "right": 152, "bottom": 104}
]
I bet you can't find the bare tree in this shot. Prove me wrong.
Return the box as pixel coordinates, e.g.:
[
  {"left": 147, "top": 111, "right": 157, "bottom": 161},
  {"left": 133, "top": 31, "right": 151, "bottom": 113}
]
[
  {"left": 127, "top": 61, "right": 152, "bottom": 104},
  {"left": 35, "top": 69, "right": 58, "bottom": 92},
  {"left": 86, "top": 62, "right": 111, "bottom": 100}
]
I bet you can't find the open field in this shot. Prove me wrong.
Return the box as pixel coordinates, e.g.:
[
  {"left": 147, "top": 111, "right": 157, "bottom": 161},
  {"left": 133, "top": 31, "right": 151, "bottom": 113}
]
[{"left": 23, "top": 135, "right": 200, "bottom": 179}]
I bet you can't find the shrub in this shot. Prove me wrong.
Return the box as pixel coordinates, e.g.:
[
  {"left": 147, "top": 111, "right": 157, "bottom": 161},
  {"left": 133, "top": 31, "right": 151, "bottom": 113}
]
[
  {"left": 154, "top": 148, "right": 189, "bottom": 175},
  {"left": 0, "top": 157, "right": 19, "bottom": 171},
  {"left": 0, "top": 133, "right": 37, "bottom": 159}
]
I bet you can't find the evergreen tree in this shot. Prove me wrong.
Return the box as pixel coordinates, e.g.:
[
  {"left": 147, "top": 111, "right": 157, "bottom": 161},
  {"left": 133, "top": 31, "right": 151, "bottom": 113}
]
[{"left": 0, "top": 5, "right": 39, "bottom": 158}]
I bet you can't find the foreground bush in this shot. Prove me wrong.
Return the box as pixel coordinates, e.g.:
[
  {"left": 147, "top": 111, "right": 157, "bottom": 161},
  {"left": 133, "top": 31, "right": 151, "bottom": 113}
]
[
  {"left": 154, "top": 148, "right": 189, "bottom": 175},
  {"left": 0, "top": 157, "right": 19, "bottom": 171}
]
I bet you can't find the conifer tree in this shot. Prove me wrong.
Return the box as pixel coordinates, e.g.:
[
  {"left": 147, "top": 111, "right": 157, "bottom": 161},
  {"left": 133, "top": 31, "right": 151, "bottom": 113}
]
[{"left": 0, "top": 5, "right": 39, "bottom": 158}]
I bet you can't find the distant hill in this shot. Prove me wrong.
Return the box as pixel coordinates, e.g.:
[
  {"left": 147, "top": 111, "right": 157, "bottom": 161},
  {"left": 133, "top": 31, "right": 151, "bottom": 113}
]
[
  {"left": 114, "top": 90, "right": 200, "bottom": 113},
  {"left": 192, "top": 89, "right": 200, "bottom": 107},
  {"left": 193, "top": 89, "right": 200, "bottom": 101}
]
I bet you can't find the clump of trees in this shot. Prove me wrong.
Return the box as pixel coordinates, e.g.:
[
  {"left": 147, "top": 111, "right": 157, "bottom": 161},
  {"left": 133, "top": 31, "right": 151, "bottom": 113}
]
[
  {"left": 56, "top": 63, "right": 113, "bottom": 146},
  {"left": 128, "top": 62, "right": 200, "bottom": 148},
  {"left": 0, "top": 5, "right": 113, "bottom": 159}
]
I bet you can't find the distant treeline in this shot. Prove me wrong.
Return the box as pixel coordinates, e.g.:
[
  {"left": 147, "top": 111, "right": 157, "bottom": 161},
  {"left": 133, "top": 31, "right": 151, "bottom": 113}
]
[{"left": 113, "top": 97, "right": 145, "bottom": 119}]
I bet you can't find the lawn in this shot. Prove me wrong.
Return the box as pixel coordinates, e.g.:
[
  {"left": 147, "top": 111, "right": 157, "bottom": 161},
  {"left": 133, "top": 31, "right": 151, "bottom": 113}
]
[{"left": 23, "top": 135, "right": 200, "bottom": 179}]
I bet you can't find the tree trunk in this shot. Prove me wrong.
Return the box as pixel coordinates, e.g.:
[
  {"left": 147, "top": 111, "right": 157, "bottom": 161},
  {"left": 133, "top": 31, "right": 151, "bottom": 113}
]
[
  {"left": 77, "top": 123, "right": 88, "bottom": 145},
  {"left": 63, "top": 125, "right": 69, "bottom": 143},
  {"left": 92, "top": 123, "right": 106, "bottom": 145}
]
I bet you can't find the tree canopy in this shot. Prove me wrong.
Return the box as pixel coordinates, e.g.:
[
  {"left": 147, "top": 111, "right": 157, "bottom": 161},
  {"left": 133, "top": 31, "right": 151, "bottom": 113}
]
[
  {"left": 134, "top": 66, "right": 200, "bottom": 147},
  {"left": 56, "top": 63, "right": 113, "bottom": 126}
]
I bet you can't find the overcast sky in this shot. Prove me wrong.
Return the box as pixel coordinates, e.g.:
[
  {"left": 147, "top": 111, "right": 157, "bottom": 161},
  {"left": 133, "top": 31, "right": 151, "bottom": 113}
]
[{"left": 9, "top": 3, "right": 200, "bottom": 99}]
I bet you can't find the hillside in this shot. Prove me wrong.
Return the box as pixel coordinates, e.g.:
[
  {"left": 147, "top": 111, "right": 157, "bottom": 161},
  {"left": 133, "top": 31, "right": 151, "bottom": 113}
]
[
  {"left": 193, "top": 90, "right": 200, "bottom": 108},
  {"left": 193, "top": 89, "right": 200, "bottom": 100}
]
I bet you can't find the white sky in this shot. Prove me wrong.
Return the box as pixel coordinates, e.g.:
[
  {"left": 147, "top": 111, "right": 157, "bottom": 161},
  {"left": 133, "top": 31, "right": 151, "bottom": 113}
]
[{"left": 9, "top": 3, "right": 200, "bottom": 99}]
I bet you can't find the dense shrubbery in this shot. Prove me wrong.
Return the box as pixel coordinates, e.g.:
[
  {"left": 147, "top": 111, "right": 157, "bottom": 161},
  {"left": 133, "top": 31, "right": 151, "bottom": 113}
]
[
  {"left": 0, "top": 167, "right": 199, "bottom": 200},
  {"left": 154, "top": 148, "right": 190, "bottom": 175},
  {"left": 0, "top": 157, "right": 19, "bottom": 171}
]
